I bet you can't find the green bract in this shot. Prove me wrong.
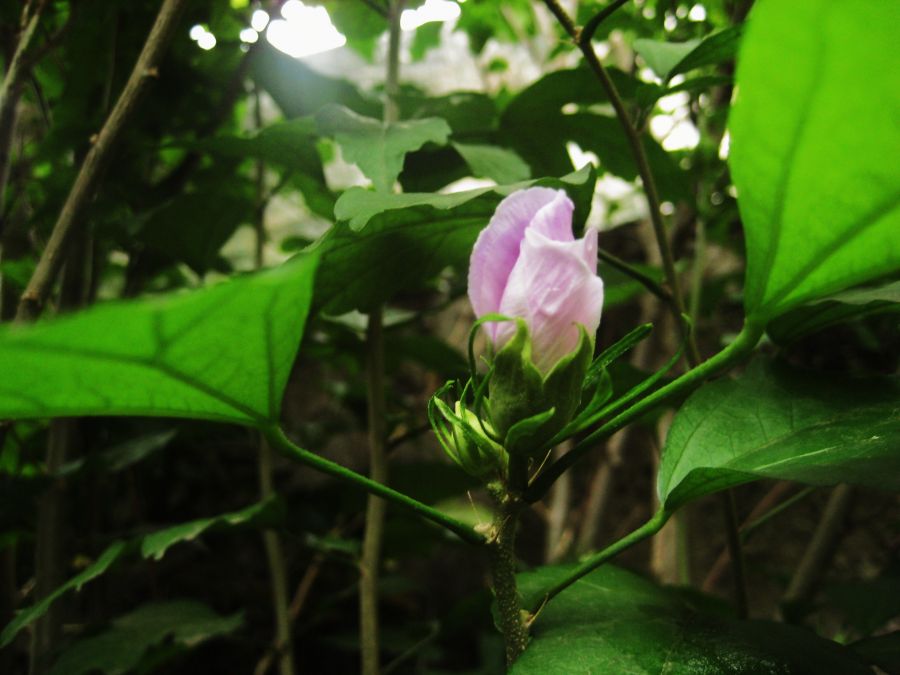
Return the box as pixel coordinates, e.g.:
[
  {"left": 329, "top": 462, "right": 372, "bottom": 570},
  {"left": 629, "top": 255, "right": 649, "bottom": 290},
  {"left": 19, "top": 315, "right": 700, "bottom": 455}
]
[{"left": 489, "top": 319, "right": 593, "bottom": 458}]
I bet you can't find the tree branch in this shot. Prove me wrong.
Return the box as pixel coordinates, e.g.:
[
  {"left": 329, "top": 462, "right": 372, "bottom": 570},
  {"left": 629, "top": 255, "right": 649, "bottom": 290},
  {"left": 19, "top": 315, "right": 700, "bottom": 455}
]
[{"left": 15, "top": 0, "right": 188, "bottom": 322}]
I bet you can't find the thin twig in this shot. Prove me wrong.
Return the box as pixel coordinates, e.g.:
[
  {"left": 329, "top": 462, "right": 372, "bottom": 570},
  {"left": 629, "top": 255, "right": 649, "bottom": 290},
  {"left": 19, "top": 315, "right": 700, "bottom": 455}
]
[
  {"left": 782, "top": 484, "right": 855, "bottom": 622},
  {"left": 598, "top": 248, "right": 673, "bottom": 305},
  {"left": 580, "top": 0, "right": 630, "bottom": 46},
  {"left": 15, "top": 0, "right": 188, "bottom": 322},
  {"left": 360, "top": 5, "right": 403, "bottom": 672},
  {"left": 0, "top": 0, "right": 50, "bottom": 237},
  {"left": 542, "top": 0, "right": 699, "bottom": 364}
]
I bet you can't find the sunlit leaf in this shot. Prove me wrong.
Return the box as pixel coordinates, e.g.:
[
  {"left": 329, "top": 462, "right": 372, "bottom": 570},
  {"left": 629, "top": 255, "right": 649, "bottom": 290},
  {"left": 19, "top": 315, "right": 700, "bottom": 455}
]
[
  {"left": 0, "top": 254, "right": 318, "bottom": 426},
  {"left": 730, "top": 0, "right": 900, "bottom": 322}
]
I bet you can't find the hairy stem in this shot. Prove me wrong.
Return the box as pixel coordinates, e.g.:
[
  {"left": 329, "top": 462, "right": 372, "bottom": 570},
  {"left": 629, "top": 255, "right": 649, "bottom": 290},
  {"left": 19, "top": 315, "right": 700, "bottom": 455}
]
[
  {"left": 16, "top": 0, "right": 187, "bottom": 322},
  {"left": 488, "top": 487, "right": 529, "bottom": 665},
  {"left": 360, "top": 5, "right": 403, "bottom": 672}
]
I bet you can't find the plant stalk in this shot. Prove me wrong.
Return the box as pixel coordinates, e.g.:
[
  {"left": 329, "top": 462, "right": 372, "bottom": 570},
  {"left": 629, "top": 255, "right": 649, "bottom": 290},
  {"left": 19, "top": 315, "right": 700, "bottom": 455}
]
[
  {"left": 15, "top": 0, "right": 187, "bottom": 322},
  {"left": 360, "top": 306, "right": 388, "bottom": 675},
  {"left": 252, "top": 92, "right": 296, "bottom": 675},
  {"left": 264, "top": 427, "right": 482, "bottom": 544},
  {"left": 359, "top": 4, "right": 403, "bottom": 672},
  {"left": 530, "top": 509, "right": 670, "bottom": 616},
  {"left": 0, "top": 0, "right": 49, "bottom": 235},
  {"left": 488, "top": 487, "right": 529, "bottom": 665}
]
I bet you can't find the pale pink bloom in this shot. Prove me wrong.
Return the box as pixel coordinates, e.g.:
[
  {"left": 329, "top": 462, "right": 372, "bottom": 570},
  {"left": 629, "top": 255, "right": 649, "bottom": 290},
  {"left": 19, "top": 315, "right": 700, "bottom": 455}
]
[{"left": 468, "top": 188, "right": 604, "bottom": 373}]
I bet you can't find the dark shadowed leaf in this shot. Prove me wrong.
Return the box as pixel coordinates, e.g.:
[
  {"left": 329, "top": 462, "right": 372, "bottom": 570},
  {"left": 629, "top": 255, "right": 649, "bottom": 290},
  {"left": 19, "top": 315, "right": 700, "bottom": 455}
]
[
  {"left": 48, "top": 601, "right": 242, "bottom": 675},
  {"left": 513, "top": 564, "right": 869, "bottom": 674},
  {"left": 658, "top": 359, "right": 900, "bottom": 510}
]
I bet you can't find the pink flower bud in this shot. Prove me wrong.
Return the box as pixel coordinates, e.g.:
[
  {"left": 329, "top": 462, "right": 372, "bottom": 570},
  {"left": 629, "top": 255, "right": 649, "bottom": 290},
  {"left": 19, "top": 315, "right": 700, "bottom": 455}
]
[{"left": 468, "top": 188, "right": 604, "bottom": 373}]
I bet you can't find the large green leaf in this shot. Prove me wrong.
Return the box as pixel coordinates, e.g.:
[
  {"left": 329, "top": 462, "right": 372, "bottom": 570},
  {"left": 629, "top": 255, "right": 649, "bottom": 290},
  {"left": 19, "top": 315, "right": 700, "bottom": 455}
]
[
  {"left": 1, "top": 498, "right": 279, "bottom": 648},
  {"left": 48, "top": 600, "right": 242, "bottom": 675},
  {"left": 310, "top": 166, "right": 596, "bottom": 314},
  {"left": 0, "top": 254, "right": 318, "bottom": 426},
  {"left": 730, "top": 0, "right": 900, "bottom": 322},
  {"left": 513, "top": 564, "right": 869, "bottom": 673},
  {"left": 316, "top": 104, "right": 452, "bottom": 192},
  {"left": 658, "top": 359, "right": 900, "bottom": 510}
]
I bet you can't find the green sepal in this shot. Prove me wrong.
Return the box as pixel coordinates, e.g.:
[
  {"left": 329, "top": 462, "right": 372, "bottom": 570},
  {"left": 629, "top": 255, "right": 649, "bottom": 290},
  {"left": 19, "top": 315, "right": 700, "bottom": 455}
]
[
  {"left": 428, "top": 385, "right": 507, "bottom": 480},
  {"left": 505, "top": 407, "right": 556, "bottom": 457},
  {"left": 488, "top": 320, "right": 594, "bottom": 457}
]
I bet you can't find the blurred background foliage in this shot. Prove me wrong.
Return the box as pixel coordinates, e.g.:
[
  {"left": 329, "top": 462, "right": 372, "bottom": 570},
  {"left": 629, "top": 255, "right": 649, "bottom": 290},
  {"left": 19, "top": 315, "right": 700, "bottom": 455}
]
[{"left": 0, "top": 0, "right": 897, "bottom": 673}]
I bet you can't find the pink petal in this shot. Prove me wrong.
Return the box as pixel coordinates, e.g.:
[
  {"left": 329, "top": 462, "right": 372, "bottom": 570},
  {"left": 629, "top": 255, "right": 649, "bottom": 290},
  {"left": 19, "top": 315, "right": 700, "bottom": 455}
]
[
  {"left": 497, "top": 228, "right": 604, "bottom": 373},
  {"left": 528, "top": 191, "right": 575, "bottom": 242},
  {"left": 468, "top": 188, "right": 560, "bottom": 340}
]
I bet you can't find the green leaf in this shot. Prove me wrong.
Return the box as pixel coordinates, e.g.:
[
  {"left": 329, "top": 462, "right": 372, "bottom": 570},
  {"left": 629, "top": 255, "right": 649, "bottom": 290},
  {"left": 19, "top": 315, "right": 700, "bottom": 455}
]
[
  {"left": 1, "top": 499, "right": 279, "bottom": 648},
  {"left": 0, "top": 254, "right": 318, "bottom": 426},
  {"left": 136, "top": 191, "right": 254, "bottom": 274},
  {"left": 767, "top": 279, "right": 900, "bottom": 344},
  {"left": 658, "top": 359, "right": 900, "bottom": 510},
  {"left": 514, "top": 564, "right": 869, "bottom": 674},
  {"left": 669, "top": 25, "right": 742, "bottom": 79},
  {"left": 140, "top": 497, "right": 282, "bottom": 560},
  {"left": 48, "top": 601, "right": 242, "bottom": 675},
  {"left": 311, "top": 166, "right": 596, "bottom": 314},
  {"left": 730, "top": 0, "right": 900, "bottom": 322},
  {"left": 452, "top": 142, "right": 531, "bottom": 184},
  {"left": 1, "top": 541, "right": 130, "bottom": 648},
  {"left": 500, "top": 68, "right": 689, "bottom": 201},
  {"left": 633, "top": 38, "right": 701, "bottom": 80},
  {"left": 316, "top": 104, "right": 452, "bottom": 192},
  {"left": 251, "top": 43, "right": 379, "bottom": 119}
]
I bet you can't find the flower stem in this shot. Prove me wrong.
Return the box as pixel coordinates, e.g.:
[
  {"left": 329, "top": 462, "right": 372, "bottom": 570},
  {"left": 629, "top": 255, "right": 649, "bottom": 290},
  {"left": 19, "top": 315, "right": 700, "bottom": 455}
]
[
  {"left": 264, "top": 426, "right": 483, "bottom": 545},
  {"left": 526, "top": 320, "right": 763, "bottom": 502},
  {"left": 529, "top": 509, "right": 670, "bottom": 616},
  {"left": 487, "top": 486, "right": 529, "bottom": 665}
]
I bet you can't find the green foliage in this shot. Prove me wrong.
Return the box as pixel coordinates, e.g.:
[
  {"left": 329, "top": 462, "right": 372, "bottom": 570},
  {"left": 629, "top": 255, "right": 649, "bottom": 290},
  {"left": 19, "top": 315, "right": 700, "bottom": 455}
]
[
  {"left": 0, "top": 254, "right": 318, "bottom": 426},
  {"left": 730, "top": 0, "right": 900, "bottom": 322},
  {"left": 1, "top": 498, "right": 280, "bottom": 648},
  {"left": 48, "top": 601, "right": 243, "bottom": 675},
  {"left": 316, "top": 104, "right": 452, "bottom": 192},
  {"left": 312, "top": 166, "right": 596, "bottom": 313},
  {"left": 658, "top": 359, "right": 900, "bottom": 509},
  {"left": 500, "top": 67, "right": 690, "bottom": 200},
  {"left": 513, "top": 564, "right": 869, "bottom": 674}
]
